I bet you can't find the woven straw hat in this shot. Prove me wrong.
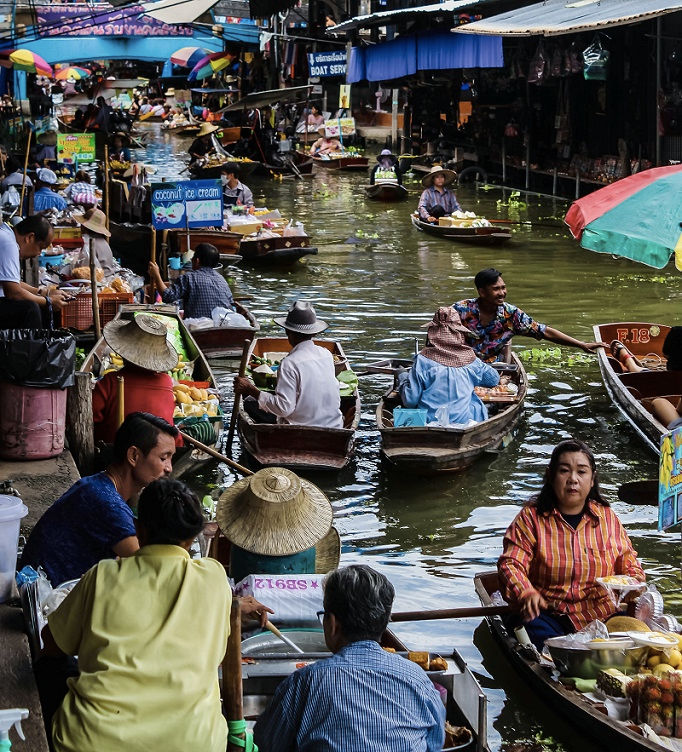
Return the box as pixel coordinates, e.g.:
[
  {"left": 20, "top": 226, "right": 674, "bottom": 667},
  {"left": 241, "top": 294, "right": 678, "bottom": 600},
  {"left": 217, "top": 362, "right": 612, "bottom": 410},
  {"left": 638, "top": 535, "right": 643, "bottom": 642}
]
[
  {"left": 216, "top": 467, "right": 333, "bottom": 556},
  {"left": 421, "top": 165, "right": 457, "bottom": 188},
  {"left": 274, "top": 300, "right": 328, "bottom": 335},
  {"left": 315, "top": 526, "right": 340, "bottom": 573},
  {"left": 197, "top": 122, "right": 219, "bottom": 138},
  {"left": 103, "top": 312, "right": 179, "bottom": 372},
  {"left": 73, "top": 207, "right": 111, "bottom": 238}
]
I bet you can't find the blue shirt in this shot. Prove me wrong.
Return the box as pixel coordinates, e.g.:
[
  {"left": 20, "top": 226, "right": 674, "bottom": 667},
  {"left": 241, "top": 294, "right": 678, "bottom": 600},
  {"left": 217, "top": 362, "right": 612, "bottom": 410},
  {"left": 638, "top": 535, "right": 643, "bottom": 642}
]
[
  {"left": 33, "top": 187, "right": 68, "bottom": 213},
  {"left": 20, "top": 472, "right": 136, "bottom": 587},
  {"left": 398, "top": 353, "right": 499, "bottom": 425},
  {"left": 253, "top": 640, "right": 445, "bottom": 752},
  {"left": 418, "top": 187, "right": 461, "bottom": 220},
  {"left": 161, "top": 266, "right": 234, "bottom": 319}
]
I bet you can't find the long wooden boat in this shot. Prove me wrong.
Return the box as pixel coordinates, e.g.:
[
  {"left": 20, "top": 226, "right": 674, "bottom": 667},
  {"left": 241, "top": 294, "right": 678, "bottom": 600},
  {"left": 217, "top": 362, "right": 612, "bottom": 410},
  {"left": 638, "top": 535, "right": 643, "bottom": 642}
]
[
  {"left": 475, "top": 571, "right": 665, "bottom": 752},
  {"left": 376, "top": 354, "right": 527, "bottom": 473},
  {"left": 411, "top": 214, "right": 512, "bottom": 245},
  {"left": 311, "top": 154, "right": 369, "bottom": 171},
  {"left": 188, "top": 159, "right": 260, "bottom": 180},
  {"left": 364, "top": 182, "right": 408, "bottom": 202},
  {"left": 256, "top": 150, "right": 315, "bottom": 177},
  {"left": 593, "top": 322, "right": 676, "bottom": 454},
  {"left": 190, "top": 302, "right": 260, "bottom": 359},
  {"left": 80, "top": 304, "right": 222, "bottom": 479},
  {"left": 237, "top": 337, "right": 360, "bottom": 470}
]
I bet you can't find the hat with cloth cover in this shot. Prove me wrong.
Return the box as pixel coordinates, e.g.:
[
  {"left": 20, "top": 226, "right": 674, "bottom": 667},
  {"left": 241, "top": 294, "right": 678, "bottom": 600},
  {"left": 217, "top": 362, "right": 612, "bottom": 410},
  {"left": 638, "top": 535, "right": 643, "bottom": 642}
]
[
  {"left": 216, "top": 467, "right": 333, "bottom": 557},
  {"left": 36, "top": 168, "right": 58, "bottom": 185},
  {"left": 274, "top": 300, "right": 328, "bottom": 335},
  {"left": 73, "top": 207, "right": 111, "bottom": 238},
  {"left": 419, "top": 306, "right": 476, "bottom": 368},
  {"left": 103, "top": 312, "right": 179, "bottom": 372},
  {"left": 197, "top": 122, "right": 219, "bottom": 138},
  {"left": 421, "top": 165, "right": 457, "bottom": 188},
  {"left": 376, "top": 148, "right": 397, "bottom": 164}
]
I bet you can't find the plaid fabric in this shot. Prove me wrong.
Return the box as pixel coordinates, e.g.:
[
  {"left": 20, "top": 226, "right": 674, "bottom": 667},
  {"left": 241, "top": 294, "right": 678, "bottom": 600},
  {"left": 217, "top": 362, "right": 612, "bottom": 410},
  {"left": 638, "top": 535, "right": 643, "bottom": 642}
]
[
  {"left": 417, "top": 186, "right": 461, "bottom": 220},
  {"left": 421, "top": 307, "right": 475, "bottom": 367},
  {"left": 160, "top": 267, "right": 234, "bottom": 320},
  {"left": 453, "top": 299, "right": 546, "bottom": 362},
  {"left": 498, "top": 501, "right": 645, "bottom": 630}
]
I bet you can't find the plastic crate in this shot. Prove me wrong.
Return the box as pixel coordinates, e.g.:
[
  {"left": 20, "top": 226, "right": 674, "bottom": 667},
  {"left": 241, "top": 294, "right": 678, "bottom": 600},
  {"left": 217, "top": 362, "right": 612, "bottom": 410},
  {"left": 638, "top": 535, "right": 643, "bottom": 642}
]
[
  {"left": 60, "top": 292, "right": 134, "bottom": 331},
  {"left": 53, "top": 226, "right": 82, "bottom": 240}
]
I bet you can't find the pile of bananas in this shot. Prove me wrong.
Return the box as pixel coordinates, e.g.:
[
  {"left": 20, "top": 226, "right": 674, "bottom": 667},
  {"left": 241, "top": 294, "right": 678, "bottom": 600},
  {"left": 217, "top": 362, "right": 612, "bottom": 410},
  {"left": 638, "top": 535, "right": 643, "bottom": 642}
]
[
  {"left": 169, "top": 354, "right": 193, "bottom": 382},
  {"left": 172, "top": 383, "right": 220, "bottom": 420},
  {"left": 110, "top": 160, "right": 130, "bottom": 171}
]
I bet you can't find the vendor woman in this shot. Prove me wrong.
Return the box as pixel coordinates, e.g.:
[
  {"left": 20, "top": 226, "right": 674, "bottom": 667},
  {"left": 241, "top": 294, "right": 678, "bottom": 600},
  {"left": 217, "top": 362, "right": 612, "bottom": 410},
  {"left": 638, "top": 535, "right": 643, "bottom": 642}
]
[
  {"left": 498, "top": 438, "right": 645, "bottom": 649},
  {"left": 417, "top": 166, "right": 461, "bottom": 223}
]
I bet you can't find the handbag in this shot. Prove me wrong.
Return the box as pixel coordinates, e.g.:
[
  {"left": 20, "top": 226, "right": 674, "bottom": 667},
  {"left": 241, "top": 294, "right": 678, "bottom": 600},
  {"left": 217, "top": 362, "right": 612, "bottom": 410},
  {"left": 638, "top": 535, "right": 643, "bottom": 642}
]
[{"left": 582, "top": 35, "right": 610, "bottom": 81}]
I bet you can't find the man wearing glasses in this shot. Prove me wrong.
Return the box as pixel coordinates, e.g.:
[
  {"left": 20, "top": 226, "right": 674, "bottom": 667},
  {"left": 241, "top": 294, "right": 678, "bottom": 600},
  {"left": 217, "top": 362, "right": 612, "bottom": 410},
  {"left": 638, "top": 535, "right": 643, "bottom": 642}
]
[{"left": 254, "top": 564, "right": 445, "bottom": 751}]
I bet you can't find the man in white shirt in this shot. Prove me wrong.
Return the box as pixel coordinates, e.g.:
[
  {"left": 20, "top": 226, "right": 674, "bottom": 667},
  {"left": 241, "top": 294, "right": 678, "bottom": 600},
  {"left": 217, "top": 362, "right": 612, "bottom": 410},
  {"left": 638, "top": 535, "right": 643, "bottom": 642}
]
[
  {"left": 0, "top": 215, "right": 68, "bottom": 327},
  {"left": 220, "top": 167, "right": 254, "bottom": 208},
  {"left": 234, "top": 301, "right": 344, "bottom": 429}
]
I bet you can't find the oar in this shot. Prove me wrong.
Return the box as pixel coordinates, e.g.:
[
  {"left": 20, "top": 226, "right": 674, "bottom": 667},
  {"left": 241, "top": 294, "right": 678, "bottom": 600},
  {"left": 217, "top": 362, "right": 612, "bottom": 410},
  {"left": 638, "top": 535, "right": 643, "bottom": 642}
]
[
  {"left": 179, "top": 430, "right": 253, "bottom": 477},
  {"left": 487, "top": 218, "right": 563, "bottom": 229},
  {"left": 617, "top": 480, "right": 658, "bottom": 506},
  {"left": 390, "top": 604, "right": 512, "bottom": 622},
  {"left": 227, "top": 339, "right": 251, "bottom": 450}
]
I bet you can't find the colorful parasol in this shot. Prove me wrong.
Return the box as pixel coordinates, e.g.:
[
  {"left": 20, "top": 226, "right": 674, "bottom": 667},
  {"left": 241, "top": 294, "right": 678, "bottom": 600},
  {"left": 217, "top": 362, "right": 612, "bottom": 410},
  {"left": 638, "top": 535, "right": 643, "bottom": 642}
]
[
  {"left": 188, "top": 51, "right": 234, "bottom": 82},
  {"left": 9, "top": 49, "right": 52, "bottom": 77},
  {"left": 565, "top": 164, "right": 682, "bottom": 271},
  {"left": 170, "top": 46, "right": 208, "bottom": 68},
  {"left": 55, "top": 66, "right": 91, "bottom": 80}
]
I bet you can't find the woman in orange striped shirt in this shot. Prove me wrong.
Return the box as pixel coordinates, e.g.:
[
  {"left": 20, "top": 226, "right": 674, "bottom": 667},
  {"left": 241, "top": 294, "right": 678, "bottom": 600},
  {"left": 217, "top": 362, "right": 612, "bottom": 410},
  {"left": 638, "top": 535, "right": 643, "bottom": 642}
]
[{"left": 499, "top": 439, "right": 645, "bottom": 649}]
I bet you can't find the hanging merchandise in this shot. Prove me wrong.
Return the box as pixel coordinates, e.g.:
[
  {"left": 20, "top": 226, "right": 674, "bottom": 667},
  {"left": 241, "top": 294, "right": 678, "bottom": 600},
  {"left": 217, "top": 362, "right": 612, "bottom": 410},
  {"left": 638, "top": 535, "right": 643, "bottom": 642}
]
[
  {"left": 582, "top": 35, "right": 610, "bottom": 81},
  {"left": 550, "top": 47, "right": 562, "bottom": 78},
  {"left": 527, "top": 41, "right": 547, "bottom": 85}
]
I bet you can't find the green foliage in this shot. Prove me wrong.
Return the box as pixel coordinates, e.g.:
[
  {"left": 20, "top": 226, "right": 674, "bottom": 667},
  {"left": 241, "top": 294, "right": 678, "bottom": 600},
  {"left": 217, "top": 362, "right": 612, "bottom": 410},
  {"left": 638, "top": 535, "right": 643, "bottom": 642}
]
[
  {"left": 518, "top": 347, "right": 592, "bottom": 366},
  {"left": 497, "top": 190, "right": 528, "bottom": 210},
  {"left": 355, "top": 229, "right": 379, "bottom": 239},
  {"left": 75, "top": 347, "right": 85, "bottom": 370}
]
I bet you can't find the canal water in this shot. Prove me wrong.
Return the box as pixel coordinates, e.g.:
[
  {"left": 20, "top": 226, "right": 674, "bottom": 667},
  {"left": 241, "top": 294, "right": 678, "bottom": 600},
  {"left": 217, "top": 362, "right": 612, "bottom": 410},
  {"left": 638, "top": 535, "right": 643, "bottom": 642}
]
[{"left": 137, "top": 124, "right": 682, "bottom": 751}]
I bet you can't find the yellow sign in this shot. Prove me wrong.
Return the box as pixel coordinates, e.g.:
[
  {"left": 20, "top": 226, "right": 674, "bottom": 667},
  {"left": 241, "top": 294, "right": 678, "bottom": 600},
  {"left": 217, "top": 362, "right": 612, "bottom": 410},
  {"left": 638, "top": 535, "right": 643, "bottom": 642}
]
[
  {"left": 324, "top": 118, "right": 355, "bottom": 138},
  {"left": 57, "top": 132, "right": 96, "bottom": 164},
  {"left": 339, "top": 84, "right": 351, "bottom": 109}
]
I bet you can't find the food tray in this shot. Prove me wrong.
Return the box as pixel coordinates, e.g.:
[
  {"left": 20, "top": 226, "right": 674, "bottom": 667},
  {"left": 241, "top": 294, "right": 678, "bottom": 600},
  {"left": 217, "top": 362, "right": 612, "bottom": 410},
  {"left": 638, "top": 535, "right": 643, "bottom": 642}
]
[{"left": 60, "top": 292, "right": 134, "bottom": 330}]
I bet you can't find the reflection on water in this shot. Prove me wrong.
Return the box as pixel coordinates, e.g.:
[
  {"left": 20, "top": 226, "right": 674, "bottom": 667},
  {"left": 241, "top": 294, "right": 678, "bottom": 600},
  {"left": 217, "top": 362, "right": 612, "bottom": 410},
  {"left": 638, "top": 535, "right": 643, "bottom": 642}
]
[{"left": 138, "top": 129, "right": 682, "bottom": 750}]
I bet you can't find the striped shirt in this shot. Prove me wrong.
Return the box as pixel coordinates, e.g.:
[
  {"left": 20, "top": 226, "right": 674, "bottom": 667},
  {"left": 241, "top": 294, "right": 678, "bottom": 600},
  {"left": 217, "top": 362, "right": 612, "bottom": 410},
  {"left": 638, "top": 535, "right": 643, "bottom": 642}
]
[
  {"left": 161, "top": 266, "right": 233, "bottom": 320},
  {"left": 417, "top": 187, "right": 461, "bottom": 220},
  {"left": 498, "top": 501, "right": 645, "bottom": 629},
  {"left": 253, "top": 640, "right": 445, "bottom": 752}
]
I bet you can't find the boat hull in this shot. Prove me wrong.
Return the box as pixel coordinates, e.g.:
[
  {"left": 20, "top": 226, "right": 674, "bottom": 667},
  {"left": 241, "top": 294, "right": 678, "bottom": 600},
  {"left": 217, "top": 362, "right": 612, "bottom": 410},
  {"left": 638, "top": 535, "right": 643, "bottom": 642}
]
[
  {"left": 190, "top": 303, "right": 259, "bottom": 359},
  {"left": 312, "top": 155, "right": 369, "bottom": 171},
  {"left": 176, "top": 230, "right": 317, "bottom": 266},
  {"left": 364, "top": 183, "right": 408, "bottom": 202},
  {"left": 188, "top": 160, "right": 260, "bottom": 180},
  {"left": 411, "top": 214, "right": 512, "bottom": 245}
]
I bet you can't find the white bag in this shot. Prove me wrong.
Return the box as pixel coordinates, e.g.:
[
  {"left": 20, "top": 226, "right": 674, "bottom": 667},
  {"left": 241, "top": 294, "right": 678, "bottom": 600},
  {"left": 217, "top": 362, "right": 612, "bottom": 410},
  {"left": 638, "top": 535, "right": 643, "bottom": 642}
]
[{"left": 234, "top": 574, "right": 325, "bottom": 626}]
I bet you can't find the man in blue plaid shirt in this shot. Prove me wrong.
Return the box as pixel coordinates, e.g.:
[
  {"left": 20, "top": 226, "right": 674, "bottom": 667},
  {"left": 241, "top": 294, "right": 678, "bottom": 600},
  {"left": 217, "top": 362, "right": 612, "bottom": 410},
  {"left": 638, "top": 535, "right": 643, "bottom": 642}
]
[
  {"left": 148, "top": 243, "right": 234, "bottom": 319},
  {"left": 254, "top": 565, "right": 445, "bottom": 752}
]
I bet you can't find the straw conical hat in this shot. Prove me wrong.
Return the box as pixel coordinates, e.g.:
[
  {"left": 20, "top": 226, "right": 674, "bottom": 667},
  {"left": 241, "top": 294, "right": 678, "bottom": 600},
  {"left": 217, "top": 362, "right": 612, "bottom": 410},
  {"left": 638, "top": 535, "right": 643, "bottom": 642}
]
[
  {"left": 73, "top": 208, "right": 110, "bottom": 238},
  {"left": 315, "top": 526, "right": 340, "bottom": 574},
  {"left": 421, "top": 165, "right": 457, "bottom": 188},
  {"left": 216, "top": 467, "right": 333, "bottom": 556},
  {"left": 103, "top": 312, "right": 179, "bottom": 372},
  {"left": 197, "top": 122, "right": 219, "bottom": 138}
]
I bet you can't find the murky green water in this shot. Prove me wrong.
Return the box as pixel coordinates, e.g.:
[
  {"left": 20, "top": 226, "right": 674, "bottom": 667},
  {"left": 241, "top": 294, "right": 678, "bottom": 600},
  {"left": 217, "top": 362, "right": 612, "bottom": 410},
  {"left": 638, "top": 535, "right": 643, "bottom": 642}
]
[{"left": 137, "top": 124, "right": 682, "bottom": 751}]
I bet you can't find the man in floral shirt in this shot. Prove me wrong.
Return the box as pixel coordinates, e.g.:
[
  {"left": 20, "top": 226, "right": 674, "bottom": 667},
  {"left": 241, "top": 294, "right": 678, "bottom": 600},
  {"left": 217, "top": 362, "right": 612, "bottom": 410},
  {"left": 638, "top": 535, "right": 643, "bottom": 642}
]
[{"left": 453, "top": 268, "right": 605, "bottom": 362}]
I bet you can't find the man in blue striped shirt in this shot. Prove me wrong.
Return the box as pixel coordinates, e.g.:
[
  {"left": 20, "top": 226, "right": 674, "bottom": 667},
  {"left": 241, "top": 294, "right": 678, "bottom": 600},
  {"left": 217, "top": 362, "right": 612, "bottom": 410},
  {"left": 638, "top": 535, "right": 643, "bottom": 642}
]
[{"left": 254, "top": 565, "right": 446, "bottom": 752}]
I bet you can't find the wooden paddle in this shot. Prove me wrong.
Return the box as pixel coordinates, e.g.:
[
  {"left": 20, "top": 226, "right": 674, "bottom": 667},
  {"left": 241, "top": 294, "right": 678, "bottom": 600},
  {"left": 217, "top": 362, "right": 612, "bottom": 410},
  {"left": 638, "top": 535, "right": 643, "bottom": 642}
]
[
  {"left": 224, "top": 599, "right": 244, "bottom": 752},
  {"left": 179, "top": 430, "right": 253, "bottom": 477},
  {"left": 227, "top": 339, "right": 251, "bottom": 450},
  {"left": 390, "top": 604, "right": 512, "bottom": 622},
  {"left": 617, "top": 479, "right": 658, "bottom": 506}
]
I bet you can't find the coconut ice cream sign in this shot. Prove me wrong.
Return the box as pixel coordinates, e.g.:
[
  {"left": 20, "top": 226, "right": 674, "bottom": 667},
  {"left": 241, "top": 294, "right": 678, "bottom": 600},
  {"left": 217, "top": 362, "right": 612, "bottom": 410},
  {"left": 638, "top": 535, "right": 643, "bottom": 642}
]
[{"left": 151, "top": 180, "right": 223, "bottom": 230}]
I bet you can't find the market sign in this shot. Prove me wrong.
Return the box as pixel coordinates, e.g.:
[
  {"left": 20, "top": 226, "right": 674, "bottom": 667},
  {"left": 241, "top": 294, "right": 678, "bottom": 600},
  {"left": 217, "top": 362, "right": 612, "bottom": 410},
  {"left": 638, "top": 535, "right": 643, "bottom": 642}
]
[
  {"left": 307, "top": 51, "right": 347, "bottom": 78},
  {"left": 57, "top": 133, "right": 96, "bottom": 164},
  {"left": 658, "top": 426, "right": 682, "bottom": 530},
  {"left": 150, "top": 180, "right": 223, "bottom": 231},
  {"left": 324, "top": 118, "right": 355, "bottom": 138}
]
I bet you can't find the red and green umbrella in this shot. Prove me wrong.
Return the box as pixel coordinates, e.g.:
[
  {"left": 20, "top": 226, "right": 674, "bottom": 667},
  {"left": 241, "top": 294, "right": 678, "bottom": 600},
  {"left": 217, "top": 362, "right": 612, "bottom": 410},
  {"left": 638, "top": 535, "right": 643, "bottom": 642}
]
[
  {"left": 565, "top": 164, "right": 682, "bottom": 271},
  {"left": 55, "top": 66, "right": 91, "bottom": 81},
  {"left": 9, "top": 49, "right": 52, "bottom": 77},
  {"left": 170, "top": 46, "right": 208, "bottom": 68},
  {"left": 188, "top": 51, "right": 234, "bottom": 82}
]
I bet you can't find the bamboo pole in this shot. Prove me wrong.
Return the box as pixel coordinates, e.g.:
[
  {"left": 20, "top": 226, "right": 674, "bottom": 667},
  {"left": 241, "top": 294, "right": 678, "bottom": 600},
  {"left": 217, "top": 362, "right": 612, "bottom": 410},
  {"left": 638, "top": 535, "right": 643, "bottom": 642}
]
[
  {"left": 390, "top": 605, "right": 512, "bottom": 623},
  {"left": 19, "top": 124, "right": 31, "bottom": 215},
  {"left": 227, "top": 339, "right": 250, "bottom": 450},
  {"left": 179, "top": 431, "right": 253, "bottom": 477},
  {"left": 150, "top": 227, "right": 157, "bottom": 302},
  {"left": 224, "top": 599, "right": 244, "bottom": 752},
  {"left": 104, "top": 144, "right": 110, "bottom": 230},
  {"left": 88, "top": 234, "right": 102, "bottom": 341},
  {"left": 116, "top": 375, "right": 125, "bottom": 428}
]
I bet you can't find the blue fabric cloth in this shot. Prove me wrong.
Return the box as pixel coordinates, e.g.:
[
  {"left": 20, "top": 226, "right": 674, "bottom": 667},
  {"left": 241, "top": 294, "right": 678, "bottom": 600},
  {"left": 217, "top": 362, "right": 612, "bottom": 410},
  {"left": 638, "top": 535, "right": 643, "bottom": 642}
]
[
  {"left": 160, "top": 266, "right": 234, "bottom": 319},
  {"left": 417, "top": 32, "right": 503, "bottom": 71},
  {"left": 366, "top": 36, "right": 417, "bottom": 82},
  {"left": 397, "top": 353, "right": 499, "bottom": 425},
  {"left": 33, "top": 187, "right": 68, "bottom": 213},
  {"left": 347, "top": 46, "right": 366, "bottom": 84},
  {"left": 253, "top": 640, "right": 445, "bottom": 752},
  {"left": 505, "top": 611, "right": 575, "bottom": 651},
  {"left": 20, "top": 472, "right": 136, "bottom": 587}
]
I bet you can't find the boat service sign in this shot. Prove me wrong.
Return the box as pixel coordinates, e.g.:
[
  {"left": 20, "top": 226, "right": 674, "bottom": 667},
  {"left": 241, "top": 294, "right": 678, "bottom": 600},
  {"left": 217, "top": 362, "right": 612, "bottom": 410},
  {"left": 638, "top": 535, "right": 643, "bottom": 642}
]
[
  {"left": 150, "top": 180, "right": 223, "bottom": 230},
  {"left": 659, "top": 426, "right": 682, "bottom": 530},
  {"left": 306, "top": 51, "right": 346, "bottom": 78},
  {"left": 57, "top": 133, "right": 96, "bottom": 164}
]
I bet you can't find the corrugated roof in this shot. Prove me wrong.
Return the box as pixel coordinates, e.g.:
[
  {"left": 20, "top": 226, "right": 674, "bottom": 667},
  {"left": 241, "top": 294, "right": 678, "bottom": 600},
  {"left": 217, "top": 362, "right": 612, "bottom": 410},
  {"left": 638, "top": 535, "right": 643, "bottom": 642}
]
[
  {"left": 455, "top": 0, "right": 682, "bottom": 36},
  {"left": 328, "top": 0, "right": 487, "bottom": 35}
]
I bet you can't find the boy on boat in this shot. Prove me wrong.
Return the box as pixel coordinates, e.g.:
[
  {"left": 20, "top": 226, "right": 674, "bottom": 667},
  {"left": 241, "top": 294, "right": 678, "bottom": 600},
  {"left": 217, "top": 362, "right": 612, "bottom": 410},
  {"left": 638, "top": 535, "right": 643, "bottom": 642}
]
[{"left": 417, "top": 166, "right": 461, "bottom": 223}]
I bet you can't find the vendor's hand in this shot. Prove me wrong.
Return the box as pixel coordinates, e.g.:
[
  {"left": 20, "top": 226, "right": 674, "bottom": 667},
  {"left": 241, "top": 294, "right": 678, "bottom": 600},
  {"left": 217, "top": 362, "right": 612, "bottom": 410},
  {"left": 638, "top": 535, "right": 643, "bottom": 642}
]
[
  {"left": 148, "top": 261, "right": 162, "bottom": 280},
  {"left": 237, "top": 596, "right": 274, "bottom": 628},
  {"left": 580, "top": 341, "right": 607, "bottom": 354},
  {"left": 234, "top": 375, "right": 258, "bottom": 399},
  {"left": 427, "top": 216, "right": 437, "bottom": 223},
  {"left": 48, "top": 289, "right": 68, "bottom": 311},
  {"left": 520, "top": 590, "right": 547, "bottom": 623}
]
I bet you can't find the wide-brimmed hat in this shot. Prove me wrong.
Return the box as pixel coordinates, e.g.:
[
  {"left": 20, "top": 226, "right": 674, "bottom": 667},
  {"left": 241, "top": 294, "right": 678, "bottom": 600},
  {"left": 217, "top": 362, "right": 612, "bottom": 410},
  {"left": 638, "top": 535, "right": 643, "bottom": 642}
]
[
  {"left": 421, "top": 165, "right": 457, "bottom": 188},
  {"left": 73, "top": 208, "right": 111, "bottom": 238},
  {"left": 420, "top": 307, "right": 476, "bottom": 368},
  {"left": 37, "top": 130, "right": 57, "bottom": 146},
  {"left": 103, "top": 312, "right": 179, "bottom": 372},
  {"left": 274, "top": 300, "right": 328, "bottom": 335},
  {"left": 376, "top": 148, "right": 397, "bottom": 164},
  {"left": 197, "top": 122, "right": 219, "bottom": 138},
  {"left": 315, "top": 526, "right": 340, "bottom": 573},
  {"left": 216, "top": 467, "right": 333, "bottom": 556},
  {"left": 37, "top": 168, "right": 58, "bottom": 185}
]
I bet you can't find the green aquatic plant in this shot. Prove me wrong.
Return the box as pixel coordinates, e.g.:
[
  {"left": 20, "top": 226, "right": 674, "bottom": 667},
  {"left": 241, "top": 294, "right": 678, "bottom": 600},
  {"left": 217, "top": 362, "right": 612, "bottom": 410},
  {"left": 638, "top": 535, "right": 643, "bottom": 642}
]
[
  {"left": 518, "top": 347, "right": 592, "bottom": 366},
  {"left": 496, "top": 190, "right": 528, "bottom": 210}
]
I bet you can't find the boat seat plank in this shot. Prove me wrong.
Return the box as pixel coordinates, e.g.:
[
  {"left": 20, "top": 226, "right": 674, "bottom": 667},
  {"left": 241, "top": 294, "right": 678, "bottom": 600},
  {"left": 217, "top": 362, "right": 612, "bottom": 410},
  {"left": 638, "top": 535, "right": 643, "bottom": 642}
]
[{"left": 619, "top": 370, "right": 682, "bottom": 397}]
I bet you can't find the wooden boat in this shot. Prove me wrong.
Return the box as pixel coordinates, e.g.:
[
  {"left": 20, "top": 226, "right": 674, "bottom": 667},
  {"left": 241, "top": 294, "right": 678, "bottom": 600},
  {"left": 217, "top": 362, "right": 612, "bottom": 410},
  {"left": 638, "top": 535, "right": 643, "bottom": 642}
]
[
  {"left": 188, "top": 159, "right": 260, "bottom": 180},
  {"left": 593, "top": 322, "right": 677, "bottom": 454},
  {"left": 364, "top": 182, "right": 408, "bottom": 202},
  {"left": 237, "top": 337, "right": 360, "bottom": 470},
  {"left": 79, "top": 304, "right": 222, "bottom": 479},
  {"left": 257, "top": 150, "right": 315, "bottom": 178},
  {"left": 375, "top": 354, "right": 527, "bottom": 473},
  {"left": 411, "top": 214, "right": 512, "bottom": 245},
  {"left": 189, "top": 302, "right": 260, "bottom": 359},
  {"left": 311, "top": 153, "right": 369, "bottom": 171},
  {"left": 475, "top": 571, "right": 665, "bottom": 752}
]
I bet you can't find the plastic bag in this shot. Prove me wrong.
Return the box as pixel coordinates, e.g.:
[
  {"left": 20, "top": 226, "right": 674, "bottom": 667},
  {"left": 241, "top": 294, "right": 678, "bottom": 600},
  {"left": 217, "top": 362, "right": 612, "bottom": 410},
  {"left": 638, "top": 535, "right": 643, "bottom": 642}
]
[
  {"left": 283, "top": 220, "right": 305, "bottom": 237},
  {"left": 211, "top": 307, "right": 250, "bottom": 329},
  {"left": 0, "top": 328, "right": 75, "bottom": 389},
  {"left": 583, "top": 35, "right": 610, "bottom": 81},
  {"left": 1, "top": 185, "right": 20, "bottom": 213},
  {"left": 527, "top": 42, "right": 548, "bottom": 84}
]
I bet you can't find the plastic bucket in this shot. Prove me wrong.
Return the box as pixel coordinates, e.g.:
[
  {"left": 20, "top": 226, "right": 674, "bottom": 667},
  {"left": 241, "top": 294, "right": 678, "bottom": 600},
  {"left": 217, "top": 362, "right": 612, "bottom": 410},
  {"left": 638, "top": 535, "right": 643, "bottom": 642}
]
[
  {"left": 0, "top": 495, "right": 28, "bottom": 603},
  {"left": 0, "top": 383, "right": 67, "bottom": 460},
  {"left": 169, "top": 256, "right": 182, "bottom": 270}
]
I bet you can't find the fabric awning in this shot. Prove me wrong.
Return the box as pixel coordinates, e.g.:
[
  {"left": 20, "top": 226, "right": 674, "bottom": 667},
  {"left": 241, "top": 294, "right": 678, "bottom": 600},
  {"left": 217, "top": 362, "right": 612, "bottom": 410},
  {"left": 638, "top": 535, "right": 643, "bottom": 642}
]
[
  {"left": 219, "top": 84, "right": 313, "bottom": 112},
  {"left": 455, "top": 0, "right": 682, "bottom": 37},
  {"left": 141, "top": 0, "right": 218, "bottom": 24}
]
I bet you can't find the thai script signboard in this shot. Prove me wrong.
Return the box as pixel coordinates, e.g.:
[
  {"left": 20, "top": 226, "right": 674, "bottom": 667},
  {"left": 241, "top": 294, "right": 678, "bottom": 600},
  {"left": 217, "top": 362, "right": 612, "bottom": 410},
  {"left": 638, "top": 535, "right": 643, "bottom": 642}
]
[{"left": 307, "top": 51, "right": 347, "bottom": 78}]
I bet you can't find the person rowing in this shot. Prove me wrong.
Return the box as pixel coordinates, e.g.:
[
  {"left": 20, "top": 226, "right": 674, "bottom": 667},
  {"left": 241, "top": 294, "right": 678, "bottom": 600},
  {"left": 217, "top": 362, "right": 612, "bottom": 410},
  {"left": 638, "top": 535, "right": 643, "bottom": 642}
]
[{"left": 417, "top": 166, "right": 461, "bottom": 223}]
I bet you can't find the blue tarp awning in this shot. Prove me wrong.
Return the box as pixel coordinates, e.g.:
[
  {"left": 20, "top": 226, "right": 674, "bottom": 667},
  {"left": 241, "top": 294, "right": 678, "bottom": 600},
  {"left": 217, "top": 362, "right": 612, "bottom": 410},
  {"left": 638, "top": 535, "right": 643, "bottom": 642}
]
[{"left": 348, "top": 32, "right": 503, "bottom": 82}]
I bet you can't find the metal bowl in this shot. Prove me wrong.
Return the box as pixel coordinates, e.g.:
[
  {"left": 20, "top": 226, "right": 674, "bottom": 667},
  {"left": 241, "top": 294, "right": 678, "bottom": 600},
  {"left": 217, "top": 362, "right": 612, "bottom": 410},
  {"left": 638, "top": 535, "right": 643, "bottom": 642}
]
[{"left": 545, "top": 639, "right": 648, "bottom": 679}]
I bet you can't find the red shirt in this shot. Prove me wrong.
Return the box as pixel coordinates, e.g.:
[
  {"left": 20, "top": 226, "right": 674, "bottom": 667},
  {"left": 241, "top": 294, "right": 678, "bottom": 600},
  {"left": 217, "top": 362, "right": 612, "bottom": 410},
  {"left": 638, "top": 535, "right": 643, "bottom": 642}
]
[{"left": 92, "top": 365, "right": 179, "bottom": 445}]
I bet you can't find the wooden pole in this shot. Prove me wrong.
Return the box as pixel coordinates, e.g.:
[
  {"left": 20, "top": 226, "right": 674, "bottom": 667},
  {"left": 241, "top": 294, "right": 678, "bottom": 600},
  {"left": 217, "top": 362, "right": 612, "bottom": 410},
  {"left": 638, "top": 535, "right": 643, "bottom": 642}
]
[
  {"left": 227, "top": 339, "right": 250, "bottom": 450},
  {"left": 390, "top": 604, "right": 512, "bottom": 623},
  {"left": 150, "top": 227, "right": 157, "bottom": 303},
  {"left": 88, "top": 234, "right": 102, "bottom": 341},
  {"left": 103, "top": 144, "right": 110, "bottom": 229},
  {"left": 160, "top": 229, "right": 169, "bottom": 279},
  {"left": 224, "top": 599, "right": 244, "bottom": 752},
  {"left": 65, "top": 372, "right": 95, "bottom": 476},
  {"left": 19, "top": 124, "right": 31, "bottom": 215},
  {"left": 117, "top": 375, "right": 125, "bottom": 428},
  {"left": 179, "top": 430, "right": 253, "bottom": 477}
]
